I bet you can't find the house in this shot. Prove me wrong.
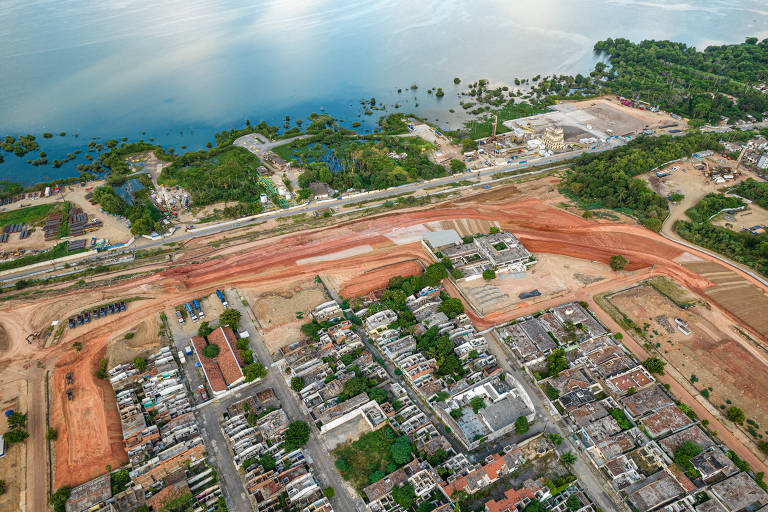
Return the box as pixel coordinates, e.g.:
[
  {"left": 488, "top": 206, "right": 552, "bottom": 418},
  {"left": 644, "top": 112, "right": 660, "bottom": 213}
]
[
  {"left": 658, "top": 425, "right": 715, "bottom": 457},
  {"left": 689, "top": 449, "right": 738, "bottom": 483},
  {"left": 605, "top": 366, "right": 655, "bottom": 396},
  {"left": 65, "top": 473, "right": 112, "bottom": 512},
  {"left": 620, "top": 385, "right": 675, "bottom": 418},
  {"left": 309, "top": 182, "right": 333, "bottom": 199},
  {"left": 709, "top": 473, "right": 768, "bottom": 511},
  {"left": 626, "top": 470, "right": 687, "bottom": 512},
  {"left": 365, "top": 310, "right": 398, "bottom": 336},
  {"left": 484, "top": 478, "right": 550, "bottom": 512},
  {"left": 641, "top": 405, "right": 693, "bottom": 439}
]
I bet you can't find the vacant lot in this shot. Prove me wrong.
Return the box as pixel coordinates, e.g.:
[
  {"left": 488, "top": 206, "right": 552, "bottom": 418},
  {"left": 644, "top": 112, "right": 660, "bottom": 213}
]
[
  {"left": 245, "top": 278, "right": 328, "bottom": 353},
  {"left": 332, "top": 426, "right": 404, "bottom": 492},
  {"left": 682, "top": 260, "right": 768, "bottom": 340},
  {"left": 459, "top": 254, "right": 613, "bottom": 314},
  {"left": 607, "top": 284, "right": 768, "bottom": 436},
  {"left": 106, "top": 315, "right": 166, "bottom": 366}
]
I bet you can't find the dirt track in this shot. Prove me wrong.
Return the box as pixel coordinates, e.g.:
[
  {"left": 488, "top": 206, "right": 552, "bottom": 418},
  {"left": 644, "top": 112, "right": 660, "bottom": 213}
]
[{"left": 2, "top": 180, "right": 768, "bottom": 493}]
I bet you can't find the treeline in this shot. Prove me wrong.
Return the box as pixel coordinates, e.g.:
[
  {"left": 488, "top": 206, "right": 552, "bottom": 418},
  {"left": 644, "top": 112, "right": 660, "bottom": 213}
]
[
  {"left": 733, "top": 178, "right": 768, "bottom": 209},
  {"left": 685, "top": 193, "right": 745, "bottom": 223},
  {"left": 593, "top": 37, "right": 768, "bottom": 124},
  {"left": 675, "top": 220, "right": 768, "bottom": 276},
  {"left": 560, "top": 132, "right": 721, "bottom": 230},
  {"left": 286, "top": 131, "right": 448, "bottom": 193}
]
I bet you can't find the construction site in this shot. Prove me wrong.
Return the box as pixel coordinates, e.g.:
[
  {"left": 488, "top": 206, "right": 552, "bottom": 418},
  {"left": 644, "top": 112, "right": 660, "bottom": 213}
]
[{"left": 2, "top": 169, "right": 768, "bottom": 511}]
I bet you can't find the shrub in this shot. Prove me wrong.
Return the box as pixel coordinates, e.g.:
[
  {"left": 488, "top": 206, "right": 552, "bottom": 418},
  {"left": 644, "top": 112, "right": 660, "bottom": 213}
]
[
  {"left": 726, "top": 406, "right": 745, "bottom": 424},
  {"left": 202, "top": 344, "right": 220, "bottom": 359},
  {"left": 642, "top": 356, "right": 666, "bottom": 375},
  {"left": 124, "top": 332, "right": 135, "bottom": 339},
  {"left": 236, "top": 338, "right": 250, "bottom": 350},
  {"left": 133, "top": 357, "right": 147, "bottom": 372},
  {"left": 514, "top": 416, "right": 529, "bottom": 435},
  {"left": 471, "top": 396, "right": 486, "bottom": 414},
  {"left": 291, "top": 377, "right": 305, "bottom": 392},
  {"left": 46, "top": 427, "right": 58, "bottom": 441},
  {"left": 95, "top": 358, "right": 109, "bottom": 379},
  {"left": 49, "top": 487, "right": 71, "bottom": 512},
  {"left": 482, "top": 269, "right": 496, "bottom": 280},
  {"left": 610, "top": 255, "right": 628, "bottom": 271},
  {"left": 323, "top": 487, "right": 335, "bottom": 499}
]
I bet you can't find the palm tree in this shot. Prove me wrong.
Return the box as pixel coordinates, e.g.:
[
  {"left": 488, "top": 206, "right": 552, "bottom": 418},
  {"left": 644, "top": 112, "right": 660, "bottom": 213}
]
[{"left": 561, "top": 451, "right": 577, "bottom": 466}]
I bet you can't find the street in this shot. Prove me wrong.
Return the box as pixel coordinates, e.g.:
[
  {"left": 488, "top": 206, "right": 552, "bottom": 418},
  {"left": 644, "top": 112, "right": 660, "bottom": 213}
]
[{"left": 483, "top": 332, "right": 630, "bottom": 512}]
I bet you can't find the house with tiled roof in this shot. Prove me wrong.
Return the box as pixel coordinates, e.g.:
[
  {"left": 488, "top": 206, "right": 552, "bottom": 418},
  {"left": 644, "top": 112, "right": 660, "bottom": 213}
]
[{"left": 484, "top": 478, "right": 550, "bottom": 512}]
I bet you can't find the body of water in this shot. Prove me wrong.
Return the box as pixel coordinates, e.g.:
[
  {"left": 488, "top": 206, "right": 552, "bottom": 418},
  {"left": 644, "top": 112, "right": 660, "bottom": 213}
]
[{"left": 1, "top": 0, "right": 767, "bottom": 184}]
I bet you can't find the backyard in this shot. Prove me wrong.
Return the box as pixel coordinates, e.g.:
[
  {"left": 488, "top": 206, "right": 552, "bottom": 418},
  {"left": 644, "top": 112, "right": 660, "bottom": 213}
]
[{"left": 332, "top": 425, "right": 411, "bottom": 492}]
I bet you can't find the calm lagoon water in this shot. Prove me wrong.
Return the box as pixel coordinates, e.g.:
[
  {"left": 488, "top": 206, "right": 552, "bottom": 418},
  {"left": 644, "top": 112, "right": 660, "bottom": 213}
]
[{"left": 1, "top": 0, "right": 767, "bottom": 184}]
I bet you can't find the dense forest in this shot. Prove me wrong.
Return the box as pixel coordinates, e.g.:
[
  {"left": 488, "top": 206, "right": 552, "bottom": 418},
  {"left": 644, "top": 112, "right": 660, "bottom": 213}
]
[
  {"left": 276, "top": 131, "right": 449, "bottom": 194},
  {"left": 560, "top": 133, "right": 722, "bottom": 230},
  {"left": 159, "top": 146, "right": 266, "bottom": 206},
  {"left": 593, "top": 38, "right": 768, "bottom": 124}
]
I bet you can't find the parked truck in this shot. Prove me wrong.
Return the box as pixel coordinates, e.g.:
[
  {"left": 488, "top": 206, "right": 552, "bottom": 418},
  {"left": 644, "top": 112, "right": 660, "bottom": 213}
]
[
  {"left": 185, "top": 302, "right": 197, "bottom": 321},
  {"left": 185, "top": 345, "right": 193, "bottom": 356},
  {"left": 178, "top": 350, "right": 186, "bottom": 364},
  {"left": 176, "top": 310, "right": 184, "bottom": 324},
  {"left": 193, "top": 299, "right": 204, "bottom": 318},
  {"left": 216, "top": 289, "right": 228, "bottom": 308}
]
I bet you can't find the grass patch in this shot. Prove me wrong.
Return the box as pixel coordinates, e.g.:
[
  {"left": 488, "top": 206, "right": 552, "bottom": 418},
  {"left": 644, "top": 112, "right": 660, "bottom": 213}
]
[
  {"left": 332, "top": 426, "right": 403, "bottom": 492},
  {"left": 646, "top": 276, "right": 699, "bottom": 309},
  {"left": 0, "top": 242, "right": 85, "bottom": 272},
  {"left": 0, "top": 203, "right": 58, "bottom": 228}
]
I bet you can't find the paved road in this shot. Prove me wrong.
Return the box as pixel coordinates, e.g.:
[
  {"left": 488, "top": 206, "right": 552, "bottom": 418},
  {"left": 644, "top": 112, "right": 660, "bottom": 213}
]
[
  {"left": 226, "top": 291, "right": 365, "bottom": 512},
  {"left": 483, "top": 332, "right": 630, "bottom": 512}
]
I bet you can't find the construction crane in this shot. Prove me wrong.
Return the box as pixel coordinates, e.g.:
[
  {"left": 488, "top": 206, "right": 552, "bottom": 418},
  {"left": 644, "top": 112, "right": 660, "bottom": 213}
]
[{"left": 735, "top": 146, "right": 748, "bottom": 171}]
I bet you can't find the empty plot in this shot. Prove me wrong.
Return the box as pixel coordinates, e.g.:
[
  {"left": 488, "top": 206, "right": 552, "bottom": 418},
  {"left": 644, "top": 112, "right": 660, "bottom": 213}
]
[{"left": 683, "top": 261, "right": 768, "bottom": 339}]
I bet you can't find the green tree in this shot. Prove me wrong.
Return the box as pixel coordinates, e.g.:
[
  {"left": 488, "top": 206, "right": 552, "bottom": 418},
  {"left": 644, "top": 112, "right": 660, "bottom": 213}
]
[
  {"left": 3, "top": 429, "right": 29, "bottom": 443},
  {"left": 46, "top": 427, "right": 58, "bottom": 441},
  {"left": 49, "top": 487, "right": 71, "bottom": 512},
  {"left": 515, "top": 416, "right": 530, "bottom": 435},
  {"left": 546, "top": 348, "right": 568, "bottom": 377},
  {"left": 291, "top": 377, "right": 305, "bottom": 392},
  {"left": 547, "top": 432, "right": 564, "bottom": 445},
  {"left": 482, "top": 269, "right": 496, "bottom": 280},
  {"left": 392, "top": 482, "right": 416, "bottom": 509},
  {"left": 566, "top": 495, "right": 583, "bottom": 511},
  {"left": 673, "top": 441, "right": 703, "bottom": 477},
  {"left": 284, "top": 421, "right": 310, "bottom": 451},
  {"left": 449, "top": 159, "right": 466, "bottom": 173},
  {"left": 560, "top": 451, "right": 577, "bottom": 466},
  {"left": 7, "top": 411, "right": 26, "bottom": 430},
  {"left": 198, "top": 321, "right": 214, "bottom": 337},
  {"left": 220, "top": 308, "right": 242, "bottom": 331},
  {"left": 323, "top": 487, "right": 335, "bottom": 499},
  {"left": 133, "top": 356, "right": 147, "bottom": 372},
  {"left": 438, "top": 297, "right": 465, "bottom": 318},
  {"left": 726, "top": 406, "right": 745, "bottom": 424},
  {"left": 609, "top": 255, "right": 628, "bottom": 271},
  {"left": 451, "top": 268, "right": 464, "bottom": 279},
  {"left": 642, "top": 356, "right": 666, "bottom": 375},
  {"left": 259, "top": 454, "right": 276, "bottom": 471},
  {"left": 471, "top": 396, "right": 486, "bottom": 414},
  {"left": 450, "top": 408, "right": 463, "bottom": 419},
  {"left": 244, "top": 363, "right": 267, "bottom": 382}
]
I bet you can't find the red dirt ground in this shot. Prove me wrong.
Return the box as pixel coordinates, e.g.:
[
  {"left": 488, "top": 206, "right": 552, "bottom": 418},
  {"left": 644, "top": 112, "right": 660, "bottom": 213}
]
[{"left": 3, "top": 185, "right": 768, "bottom": 490}]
